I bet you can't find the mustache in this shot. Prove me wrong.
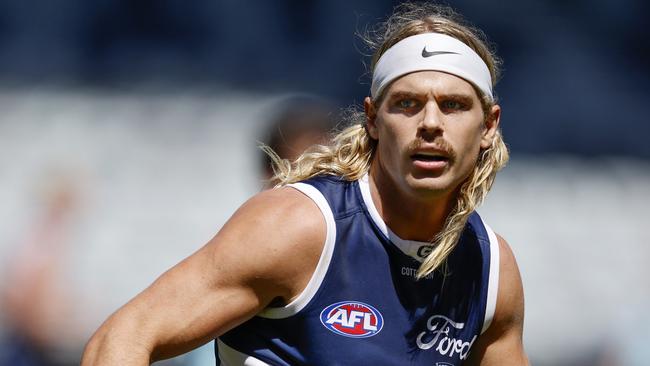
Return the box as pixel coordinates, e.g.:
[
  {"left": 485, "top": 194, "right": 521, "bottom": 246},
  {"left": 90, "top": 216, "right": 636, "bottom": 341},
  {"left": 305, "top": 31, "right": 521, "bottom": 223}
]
[{"left": 407, "top": 138, "right": 456, "bottom": 161}]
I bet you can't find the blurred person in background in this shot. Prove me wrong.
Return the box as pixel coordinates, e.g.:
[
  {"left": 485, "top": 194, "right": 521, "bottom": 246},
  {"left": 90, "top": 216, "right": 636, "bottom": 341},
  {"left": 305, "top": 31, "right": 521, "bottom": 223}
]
[
  {"left": 259, "top": 94, "right": 336, "bottom": 181},
  {"left": 0, "top": 170, "right": 86, "bottom": 366},
  {"left": 82, "top": 3, "right": 527, "bottom": 365}
]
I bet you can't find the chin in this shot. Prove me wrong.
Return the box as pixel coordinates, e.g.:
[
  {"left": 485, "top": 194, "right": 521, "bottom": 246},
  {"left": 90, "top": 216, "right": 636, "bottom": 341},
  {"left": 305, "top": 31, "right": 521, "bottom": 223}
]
[{"left": 404, "top": 174, "right": 457, "bottom": 197}]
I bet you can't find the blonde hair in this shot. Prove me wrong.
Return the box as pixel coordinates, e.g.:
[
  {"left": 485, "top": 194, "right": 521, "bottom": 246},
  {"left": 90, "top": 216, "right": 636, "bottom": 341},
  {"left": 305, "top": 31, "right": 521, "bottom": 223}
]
[{"left": 265, "top": 2, "right": 509, "bottom": 279}]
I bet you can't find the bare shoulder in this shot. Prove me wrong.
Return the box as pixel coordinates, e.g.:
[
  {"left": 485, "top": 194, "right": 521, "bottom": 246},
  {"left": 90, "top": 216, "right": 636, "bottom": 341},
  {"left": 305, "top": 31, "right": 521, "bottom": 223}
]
[
  {"left": 205, "top": 185, "right": 327, "bottom": 305},
  {"left": 220, "top": 185, "right": 326, "bottom": 259},
  {"left": 494, "top": 234, "right": 525, "bottom": 325},
  {"left": 466, "top": 233, "right": 528, "bottom": 365},
  {"left": 80, "top": 186, "right": 327, "bottom": 364}
]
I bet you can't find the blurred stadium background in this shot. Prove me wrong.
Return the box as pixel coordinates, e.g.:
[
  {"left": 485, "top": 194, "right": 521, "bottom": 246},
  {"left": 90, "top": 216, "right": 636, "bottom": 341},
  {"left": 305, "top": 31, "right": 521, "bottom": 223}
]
[{"left": 0, "top": 1, "right": 648, "bottom": 365}]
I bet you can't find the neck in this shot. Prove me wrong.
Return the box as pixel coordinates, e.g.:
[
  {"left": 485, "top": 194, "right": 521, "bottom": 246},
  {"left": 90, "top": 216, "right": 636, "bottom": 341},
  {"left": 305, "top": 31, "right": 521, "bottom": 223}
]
[{"left": 368, "top": 164, "right": 456, "bottom": 242}]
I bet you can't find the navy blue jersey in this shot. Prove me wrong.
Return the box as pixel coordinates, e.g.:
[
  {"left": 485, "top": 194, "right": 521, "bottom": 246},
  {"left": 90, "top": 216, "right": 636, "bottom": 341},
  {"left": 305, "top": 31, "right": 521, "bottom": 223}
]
[{"left": 217, "top": 174, "right": 500, "bottom": 365}]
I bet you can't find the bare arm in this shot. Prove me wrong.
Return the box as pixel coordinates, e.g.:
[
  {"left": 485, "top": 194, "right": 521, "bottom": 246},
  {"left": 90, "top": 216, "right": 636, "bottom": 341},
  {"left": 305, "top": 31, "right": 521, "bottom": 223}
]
[
  {"left": 465, "top": 235, "right": 529, "bottom": 366},
  {"left": 81, "top": 187, "right": 325, "bottom": 365}
]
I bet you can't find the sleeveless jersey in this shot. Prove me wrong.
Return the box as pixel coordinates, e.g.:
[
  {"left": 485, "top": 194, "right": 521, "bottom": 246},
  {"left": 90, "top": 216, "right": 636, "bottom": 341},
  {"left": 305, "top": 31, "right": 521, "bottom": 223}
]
[{"left": 217, "top": 174, "right": 500, "bottom": 365}]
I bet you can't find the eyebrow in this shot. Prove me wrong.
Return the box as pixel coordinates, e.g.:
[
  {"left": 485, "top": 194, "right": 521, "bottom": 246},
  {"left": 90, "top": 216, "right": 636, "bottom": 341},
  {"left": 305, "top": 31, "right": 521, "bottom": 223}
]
[
  {"left": 440, "top": 93, "right": 475, "bottom": 105},
  {"left": 386, "top": 91, "right": 475, "bottom": 105},
  {"left": 386, "top": 91, "right": 420, "bottom": 100}
]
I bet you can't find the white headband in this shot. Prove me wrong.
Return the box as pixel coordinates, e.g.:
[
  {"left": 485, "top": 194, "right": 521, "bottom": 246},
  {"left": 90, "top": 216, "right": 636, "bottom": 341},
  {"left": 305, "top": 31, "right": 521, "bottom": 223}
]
[{"left": 371, "top": 33, "right": 493, "bottom": 100}]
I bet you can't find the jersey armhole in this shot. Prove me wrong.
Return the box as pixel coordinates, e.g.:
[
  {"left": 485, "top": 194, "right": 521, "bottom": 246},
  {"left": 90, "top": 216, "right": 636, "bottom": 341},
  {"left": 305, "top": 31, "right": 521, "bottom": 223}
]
[
  {"left": 257, "top": 182, "right": 337, "bottom": 319},
  {"left": 217, "top": 339, "right": 272, "bottom": 366},
  {"left": 479, "top": 218, "right": 500, "bottom": 334}
]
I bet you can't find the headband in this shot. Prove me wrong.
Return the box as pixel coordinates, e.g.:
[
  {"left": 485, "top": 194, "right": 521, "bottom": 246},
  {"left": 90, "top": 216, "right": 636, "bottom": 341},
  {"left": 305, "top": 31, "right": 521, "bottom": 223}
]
[{"left": 370, "top": 33, "right": 493, "bottom": 100}]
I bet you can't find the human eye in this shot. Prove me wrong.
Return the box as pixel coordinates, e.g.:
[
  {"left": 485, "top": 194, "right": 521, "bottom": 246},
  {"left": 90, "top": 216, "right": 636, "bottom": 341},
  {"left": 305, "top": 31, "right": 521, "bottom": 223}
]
[
  {"left": 440, "top": 100, "right": 464, "bottom": 110},
  {"left": 396, "top": 98, "right": 417, "bottom": 109}
]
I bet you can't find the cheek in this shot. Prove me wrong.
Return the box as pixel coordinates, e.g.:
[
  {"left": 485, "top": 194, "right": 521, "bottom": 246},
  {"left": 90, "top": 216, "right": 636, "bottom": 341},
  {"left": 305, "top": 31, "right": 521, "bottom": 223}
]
[
  {"left": 450, "top": 123, "right": 484, "bottom": 164},
  {"left": 377, "top": 129, "right": 403, "bottom": 159},
  {"left": 451, "top": 141, "right": 482, "bottom": 183},
  {"left": 376, "top": 116, "right": 403, "bottom": 143},
  {"left": 376, "top": 119, "right": 412, "bottom": 163}
]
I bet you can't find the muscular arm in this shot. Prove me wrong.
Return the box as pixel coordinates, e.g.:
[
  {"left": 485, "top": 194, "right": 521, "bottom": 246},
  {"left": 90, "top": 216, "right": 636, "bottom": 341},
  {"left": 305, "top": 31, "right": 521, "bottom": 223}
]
[
  {"left": 81, "top": 187, "right": 325, "bottom": 365},
  {"left": 465, "top": 235, "right": 529, "bottom": 366}
]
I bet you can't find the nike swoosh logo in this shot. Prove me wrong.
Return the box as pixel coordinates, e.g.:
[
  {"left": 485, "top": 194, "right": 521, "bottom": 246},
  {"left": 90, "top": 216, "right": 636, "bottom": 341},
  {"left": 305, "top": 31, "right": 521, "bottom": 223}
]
[{"left": 421, "top": 48, "right": 459, "bottom": 58}]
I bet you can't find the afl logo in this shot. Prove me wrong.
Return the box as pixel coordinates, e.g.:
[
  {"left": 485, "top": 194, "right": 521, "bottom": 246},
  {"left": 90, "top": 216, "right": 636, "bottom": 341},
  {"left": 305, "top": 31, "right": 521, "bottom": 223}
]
[{"left": 319, "top": 301, "right": 383, "bottom": 338}]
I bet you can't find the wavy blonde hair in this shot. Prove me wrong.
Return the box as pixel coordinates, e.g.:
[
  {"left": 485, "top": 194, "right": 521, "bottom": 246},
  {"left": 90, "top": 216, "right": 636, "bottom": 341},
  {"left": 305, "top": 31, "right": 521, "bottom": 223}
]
[{"left": 265, "top": 2, "right": 509, "bottom": 279}]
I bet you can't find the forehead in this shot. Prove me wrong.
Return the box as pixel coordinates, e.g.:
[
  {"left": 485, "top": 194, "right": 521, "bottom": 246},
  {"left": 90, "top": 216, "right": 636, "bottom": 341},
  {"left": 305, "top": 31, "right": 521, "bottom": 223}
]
[{"left": 384, "top": 70, "right": 479, "bottom": 98}]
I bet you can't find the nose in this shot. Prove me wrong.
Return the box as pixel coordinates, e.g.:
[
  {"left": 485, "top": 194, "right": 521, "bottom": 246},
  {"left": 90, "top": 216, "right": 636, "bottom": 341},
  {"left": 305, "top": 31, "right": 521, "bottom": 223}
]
[{"left": 418, "top": 100, "right": 443, "bottom": 134}]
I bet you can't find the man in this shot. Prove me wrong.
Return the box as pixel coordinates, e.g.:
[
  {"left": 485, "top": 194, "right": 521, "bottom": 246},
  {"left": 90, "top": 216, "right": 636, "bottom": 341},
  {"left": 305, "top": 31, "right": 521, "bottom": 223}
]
[
  {"left": 82, "top": 3, "right": 527, "bottom": 365},
  {"left": 259, "top": 94, "right": 335, "bottom": 181}
]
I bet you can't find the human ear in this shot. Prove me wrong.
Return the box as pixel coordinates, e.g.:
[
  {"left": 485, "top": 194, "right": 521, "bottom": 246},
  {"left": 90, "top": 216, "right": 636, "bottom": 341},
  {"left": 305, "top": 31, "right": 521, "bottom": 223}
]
[
  {"left": 364, "top": 97, "right": 379, "bottom": 140},
  {"left": 481, "top": 104, "right": 501, "bottom": 149}
]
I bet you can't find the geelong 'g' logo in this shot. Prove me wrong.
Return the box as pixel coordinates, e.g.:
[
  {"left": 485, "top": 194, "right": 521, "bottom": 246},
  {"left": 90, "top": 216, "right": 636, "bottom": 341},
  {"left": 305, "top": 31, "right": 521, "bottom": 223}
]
[{"left": 320, "top": 301, "right": 383, "bottom": 338}]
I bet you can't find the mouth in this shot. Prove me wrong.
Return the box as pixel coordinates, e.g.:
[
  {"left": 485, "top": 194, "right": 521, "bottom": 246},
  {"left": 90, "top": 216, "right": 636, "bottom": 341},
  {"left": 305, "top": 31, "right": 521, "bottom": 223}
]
[
  {"left": 410, "top": 153, "right": 450, "bottom": 162},
  {"left": 410, "top": 151, "right": 451, "bottom": 171}
]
